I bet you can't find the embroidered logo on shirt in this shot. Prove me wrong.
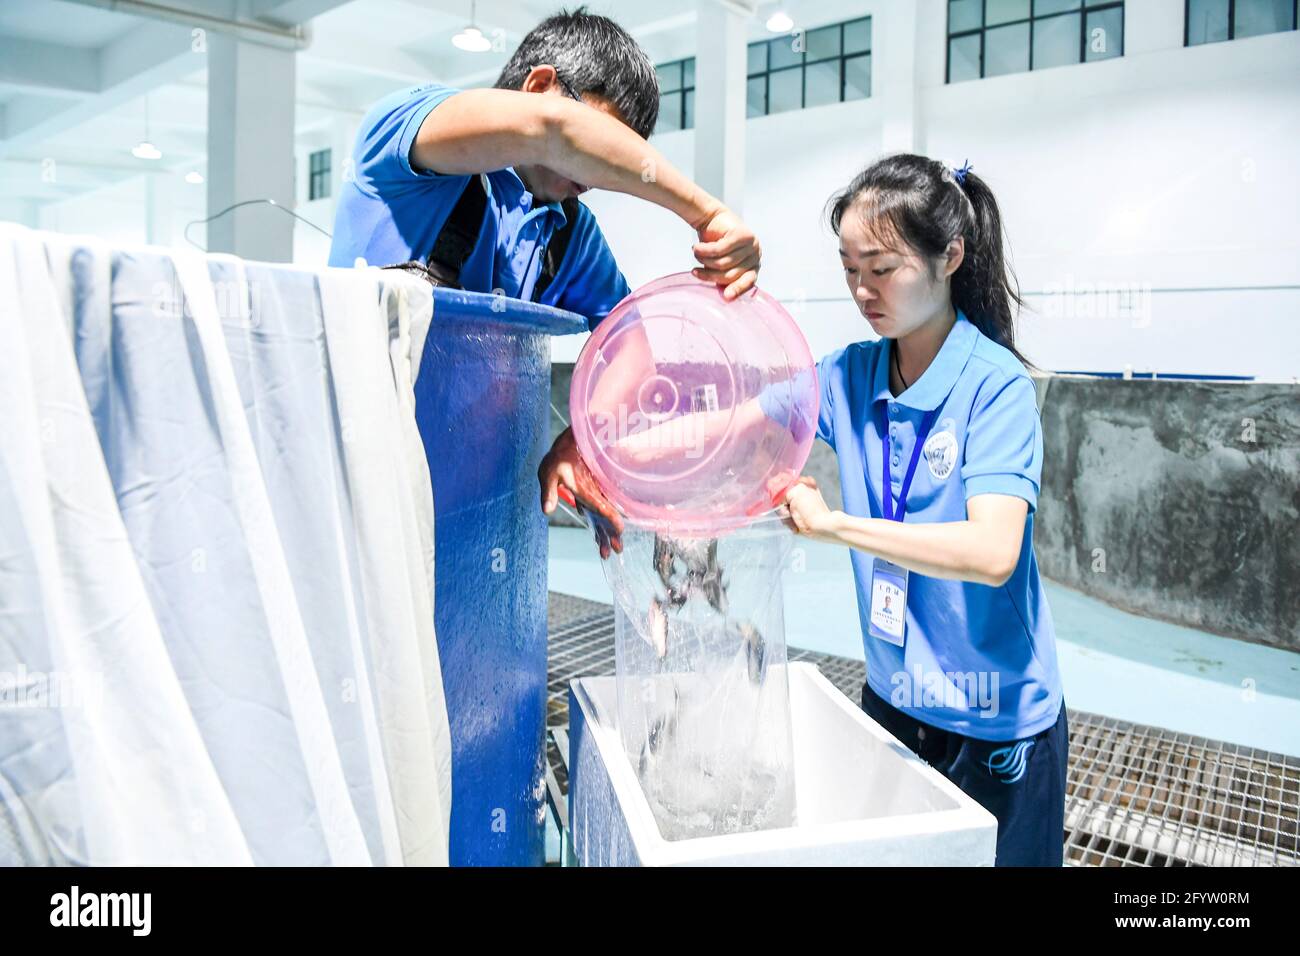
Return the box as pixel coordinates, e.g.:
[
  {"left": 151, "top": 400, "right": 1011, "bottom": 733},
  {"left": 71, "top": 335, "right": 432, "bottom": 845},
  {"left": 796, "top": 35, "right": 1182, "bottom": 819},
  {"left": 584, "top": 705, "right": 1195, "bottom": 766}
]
[{"left": 923, "top": 429, "right": 959, "bottom": 481}]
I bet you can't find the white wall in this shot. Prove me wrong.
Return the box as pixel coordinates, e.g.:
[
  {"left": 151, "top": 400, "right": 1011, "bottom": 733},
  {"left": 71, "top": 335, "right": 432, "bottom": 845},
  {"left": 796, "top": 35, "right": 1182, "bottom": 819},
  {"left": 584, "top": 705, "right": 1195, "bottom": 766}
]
[
  {"left": 28, "top": 109, "right": 354, "bottom": 266},
  {"left": 37, "top": 172, "right": 207, "bottom": 250},
  {"left": 567, "top": 2, "right": 1300, "bottom": 381}
]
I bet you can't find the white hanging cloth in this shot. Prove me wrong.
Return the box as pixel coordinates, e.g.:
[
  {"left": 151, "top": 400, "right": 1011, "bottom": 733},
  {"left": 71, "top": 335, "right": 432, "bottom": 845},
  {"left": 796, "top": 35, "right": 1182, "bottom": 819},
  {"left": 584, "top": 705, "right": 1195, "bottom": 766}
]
[{"left": 0, "top": 224, "right": 451, "bottom": 866}]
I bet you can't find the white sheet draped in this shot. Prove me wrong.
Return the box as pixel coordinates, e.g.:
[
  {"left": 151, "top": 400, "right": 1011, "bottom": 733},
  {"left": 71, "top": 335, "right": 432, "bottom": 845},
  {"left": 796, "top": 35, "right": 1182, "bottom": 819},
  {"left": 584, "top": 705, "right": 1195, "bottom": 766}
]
[{"left": 0, "top": 224, "right": 451, "bottom": 866}]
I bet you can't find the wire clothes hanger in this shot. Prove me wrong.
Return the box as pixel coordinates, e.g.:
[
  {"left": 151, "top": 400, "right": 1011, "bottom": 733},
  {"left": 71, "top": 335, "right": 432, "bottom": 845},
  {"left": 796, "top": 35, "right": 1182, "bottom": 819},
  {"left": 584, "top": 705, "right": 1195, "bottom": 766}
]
[{"left": 183, "top": 198, "right": 332, "bottom": 252}]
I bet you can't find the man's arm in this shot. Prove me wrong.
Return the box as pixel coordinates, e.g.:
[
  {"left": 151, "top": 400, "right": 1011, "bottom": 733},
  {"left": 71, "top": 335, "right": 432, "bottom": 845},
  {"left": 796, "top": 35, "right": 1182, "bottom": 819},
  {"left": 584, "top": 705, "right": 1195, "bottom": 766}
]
[{"left": 410, "top": 88, "right": 760, "bottom": 299}]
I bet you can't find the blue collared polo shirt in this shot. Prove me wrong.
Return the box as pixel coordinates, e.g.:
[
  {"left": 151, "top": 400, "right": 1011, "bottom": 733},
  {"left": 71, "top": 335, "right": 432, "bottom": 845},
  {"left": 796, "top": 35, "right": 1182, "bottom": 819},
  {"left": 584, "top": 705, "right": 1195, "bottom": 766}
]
[
  {"left": 328, "top": 83, "right": 629, "bottom": 329},
  {"left": 812, "top": 311, "right": 1062, "bottom": 741}
]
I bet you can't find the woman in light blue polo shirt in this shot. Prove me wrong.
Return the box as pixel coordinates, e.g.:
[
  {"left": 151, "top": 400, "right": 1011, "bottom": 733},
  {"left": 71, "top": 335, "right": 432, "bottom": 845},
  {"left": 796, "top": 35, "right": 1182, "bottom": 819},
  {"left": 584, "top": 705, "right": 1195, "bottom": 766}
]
[{"left": 780, "top": 154, "right": 1069, "bottom": 867}]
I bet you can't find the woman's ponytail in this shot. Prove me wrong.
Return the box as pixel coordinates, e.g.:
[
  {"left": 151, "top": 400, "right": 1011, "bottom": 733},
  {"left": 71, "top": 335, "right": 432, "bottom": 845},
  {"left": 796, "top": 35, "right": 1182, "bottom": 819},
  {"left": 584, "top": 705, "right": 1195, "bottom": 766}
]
[{"left": 950, "top": 169, "right": 1027, "bottom": 364}]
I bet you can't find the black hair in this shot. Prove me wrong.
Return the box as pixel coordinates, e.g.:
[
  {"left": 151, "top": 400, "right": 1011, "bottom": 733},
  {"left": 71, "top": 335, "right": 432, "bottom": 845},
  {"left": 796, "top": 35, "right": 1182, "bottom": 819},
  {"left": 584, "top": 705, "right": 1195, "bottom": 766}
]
[
  {"left": 828, "top": 153, "right": 1029, "bottom": 366},
  {"left": 495, "top": 7, "right": 659, "bottom": 140}
]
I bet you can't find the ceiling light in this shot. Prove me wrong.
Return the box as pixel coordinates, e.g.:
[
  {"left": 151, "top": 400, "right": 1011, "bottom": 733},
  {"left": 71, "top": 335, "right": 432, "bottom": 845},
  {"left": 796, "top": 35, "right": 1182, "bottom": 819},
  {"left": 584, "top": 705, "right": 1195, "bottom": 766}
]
[
  {"left": 766, "top": 11, "right": 794, "bottom": 32},
  {"left": 452, "top": 1, "right": 492, "bottom": 52},
  {"left": 452, "top": 25, "right": 491, "bottom": 52},
  {"left": 132, "top": 95, "right": 162, "bottom": 160},
  {"left": 185, "top": 171, "right": 204, "bottom": 184}
]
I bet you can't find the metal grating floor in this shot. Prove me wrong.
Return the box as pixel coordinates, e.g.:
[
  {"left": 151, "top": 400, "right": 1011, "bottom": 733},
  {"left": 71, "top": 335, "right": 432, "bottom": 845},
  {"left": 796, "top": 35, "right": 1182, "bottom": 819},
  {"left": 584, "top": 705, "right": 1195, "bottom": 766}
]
[{"left": 545, "top": 592, "right": 1300, "bottom": 867}]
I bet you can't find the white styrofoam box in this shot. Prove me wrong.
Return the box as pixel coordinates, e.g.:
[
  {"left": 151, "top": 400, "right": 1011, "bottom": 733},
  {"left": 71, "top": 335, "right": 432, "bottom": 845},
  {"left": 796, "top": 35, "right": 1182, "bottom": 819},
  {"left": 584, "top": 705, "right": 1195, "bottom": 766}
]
[{"left": 568, "top": 662, "right": 998, "bottom": 866}]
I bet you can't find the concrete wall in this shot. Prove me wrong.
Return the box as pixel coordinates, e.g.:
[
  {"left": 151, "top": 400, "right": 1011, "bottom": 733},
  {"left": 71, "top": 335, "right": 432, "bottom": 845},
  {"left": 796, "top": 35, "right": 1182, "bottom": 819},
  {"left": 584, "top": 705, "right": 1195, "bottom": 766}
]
[
  {"left": 550, "top": 362, "right": 1299, "bottom": 650},
  {"left": 1034, "top": 376, "right": 1298, "bottom": 650}
]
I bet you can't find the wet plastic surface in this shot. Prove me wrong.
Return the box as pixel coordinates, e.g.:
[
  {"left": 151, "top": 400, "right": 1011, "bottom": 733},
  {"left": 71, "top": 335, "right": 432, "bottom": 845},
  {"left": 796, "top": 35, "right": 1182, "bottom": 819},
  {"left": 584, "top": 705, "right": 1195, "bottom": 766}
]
[{"left": 414, "top": 287, "right": 586, "bottom": 866}]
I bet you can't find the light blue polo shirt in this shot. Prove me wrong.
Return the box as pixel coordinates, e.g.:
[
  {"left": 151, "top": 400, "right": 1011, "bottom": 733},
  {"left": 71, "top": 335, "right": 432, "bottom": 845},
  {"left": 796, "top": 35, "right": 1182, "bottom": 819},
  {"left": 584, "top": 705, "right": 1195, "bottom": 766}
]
[
  {"left": 328, "top": 83, "right": 630, "bottom": 329},
  {"left": 812, "top": 311, "right": 1062, "bottom": 741}
]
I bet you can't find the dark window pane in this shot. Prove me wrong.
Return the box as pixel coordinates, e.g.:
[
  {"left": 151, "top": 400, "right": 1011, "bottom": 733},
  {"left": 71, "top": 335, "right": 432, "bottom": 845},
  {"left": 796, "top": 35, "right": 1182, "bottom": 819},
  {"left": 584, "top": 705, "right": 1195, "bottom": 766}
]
[
  {"left": 747, "top": 41, "right": 767, "bottom": 75},
  {"left": 309, "top": 150, "right": 330, "bottom": 200},
  {"left": 684, "top": 89, "right": 694, "bottom": 129},
  {"left": 1235, "top": 0, "right": 1294, "bottom": 36},
  {"left": 844, "top": 53, "right": 871, "bottom": 99},
  {"left": 1085, "top": 6, "right": 1123, "bottom": 59},
  {"left": 683, "top": 57, "right": 695, "bottom": 88},
  {"left": 985, "top": 21, "right": 1030, "bottom": 75},
  {"left": 805, "top": 24, "right": 841, "bottom": 61},
  {"left": 844, "top": 16, "right": 872, "bottom": 53},
  {"left": 805, "top": 59, "right": 840, "bottom": 106},
  {"left": 949, "top": 33, "right": 982, "bottom": 81},
  {"left": 657, "top": 92, "right": 681, "bottom": 132},
  {"left": 987, "top": 0, "right": 1031, "bottom": 25},
  {"left": 656, "top": 61, "right": 682, "bottom": 93},
  {"left": 770, "top": 34, "right": 802, "bottom": 69},
  {"left": 746, "top": 75, "right": 767, "bottom": 116},
  {"left": 1187, "top": 0, "right": 1230, "bottom": 44},
  {"left": 1033, "top": 10, "right": 1081, "bottom": 67},
  {"left": 768, "top": 66, "right": 802, "bottom": 113},
  {"left": 1034, "top": 0, "right": 1081, "bottom": 14},
  {"left": 949, "top": 0, "right": 982, "bottom": 32}
]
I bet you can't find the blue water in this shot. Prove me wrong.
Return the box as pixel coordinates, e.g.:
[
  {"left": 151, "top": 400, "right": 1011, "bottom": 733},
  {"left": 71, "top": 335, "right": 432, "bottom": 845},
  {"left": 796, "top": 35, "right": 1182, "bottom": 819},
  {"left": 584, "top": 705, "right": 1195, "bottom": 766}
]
[{"left": 548, "top": 525, "right": 1300, "bottom": 757}]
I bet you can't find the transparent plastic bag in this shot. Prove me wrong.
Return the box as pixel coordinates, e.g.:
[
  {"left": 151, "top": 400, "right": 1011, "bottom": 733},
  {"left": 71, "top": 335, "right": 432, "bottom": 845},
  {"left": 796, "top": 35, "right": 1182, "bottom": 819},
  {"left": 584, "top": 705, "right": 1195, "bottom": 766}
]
[{"left": 599, "top": 516, "right": 798, "bottom": 841}]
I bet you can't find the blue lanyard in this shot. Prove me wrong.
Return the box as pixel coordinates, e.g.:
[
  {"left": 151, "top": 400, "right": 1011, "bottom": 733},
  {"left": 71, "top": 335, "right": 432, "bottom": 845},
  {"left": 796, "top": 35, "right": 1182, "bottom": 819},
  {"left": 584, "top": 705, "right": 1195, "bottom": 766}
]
[{"left": 878, "top": 405, "right": 938, "bottom": 522}]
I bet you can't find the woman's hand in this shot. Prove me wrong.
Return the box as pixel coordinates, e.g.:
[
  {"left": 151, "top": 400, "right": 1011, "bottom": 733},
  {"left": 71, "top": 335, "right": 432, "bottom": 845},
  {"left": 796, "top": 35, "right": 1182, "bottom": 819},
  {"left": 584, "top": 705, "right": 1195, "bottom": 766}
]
[{"left": 779, "top": 476, "right": 841, "bottom": 543}]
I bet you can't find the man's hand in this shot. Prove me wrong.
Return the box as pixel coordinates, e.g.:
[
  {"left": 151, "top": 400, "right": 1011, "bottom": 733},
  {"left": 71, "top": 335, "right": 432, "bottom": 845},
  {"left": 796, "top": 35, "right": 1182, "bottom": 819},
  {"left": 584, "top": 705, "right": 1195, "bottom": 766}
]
[
  {"left": 691, "top": 205, "right": 761, "bottom": 300},
  {"left": 779, "top": 476, "right": 840, "bottom": 543},
  {"left": 539, "top": 426, "right": 624, "bottom": 559}
]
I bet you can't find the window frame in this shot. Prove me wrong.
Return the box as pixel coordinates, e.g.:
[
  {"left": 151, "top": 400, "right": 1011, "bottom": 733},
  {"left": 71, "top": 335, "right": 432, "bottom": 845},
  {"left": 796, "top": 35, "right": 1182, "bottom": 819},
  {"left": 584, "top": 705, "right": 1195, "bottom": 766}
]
[
  {"left": 745, "top": 14, "right": 873, "bottom": 119},
  {"left": 1183, "top": 0, "right": 1299, "bottom": 45},
  {"left": 653, "top": 15, "right": 873, "bottom": 131},
  {"left": 308, "top": 148, "right": 331, "bottom": 201},
  {"left": 654, "top": 57, "right": 695, "bottom": 134},
  {"left": 945, "top": 0, "right": 1126, "bottom": 83}
]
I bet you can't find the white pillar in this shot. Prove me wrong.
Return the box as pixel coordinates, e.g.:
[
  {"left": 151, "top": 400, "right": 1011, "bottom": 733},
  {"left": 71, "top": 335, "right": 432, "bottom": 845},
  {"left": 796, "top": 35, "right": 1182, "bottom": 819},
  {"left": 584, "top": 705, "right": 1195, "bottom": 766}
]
[
  {"left": 875, "top": 0, "right": 921, "bottom": 154},
  {"left": 207, "top": 33, "right": 296, "bottom": 262},
  {"left": 693, "top": 1, "right": 748, "bottom": 213}
]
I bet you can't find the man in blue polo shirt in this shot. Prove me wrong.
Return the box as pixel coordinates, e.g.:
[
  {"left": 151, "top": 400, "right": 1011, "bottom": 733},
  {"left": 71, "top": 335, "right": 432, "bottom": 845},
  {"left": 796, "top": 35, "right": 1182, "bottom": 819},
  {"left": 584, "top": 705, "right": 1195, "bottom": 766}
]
[{"left": 330, "top": 10, "right": 762, "bottom": 539}]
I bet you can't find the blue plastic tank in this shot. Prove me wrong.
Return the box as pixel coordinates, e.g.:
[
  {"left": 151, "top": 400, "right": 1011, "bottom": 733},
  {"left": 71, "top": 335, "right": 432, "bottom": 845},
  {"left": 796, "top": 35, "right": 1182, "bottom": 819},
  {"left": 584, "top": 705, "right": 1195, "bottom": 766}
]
[{"left": 412, "top": 287, "right": 586, "bottom": 866}]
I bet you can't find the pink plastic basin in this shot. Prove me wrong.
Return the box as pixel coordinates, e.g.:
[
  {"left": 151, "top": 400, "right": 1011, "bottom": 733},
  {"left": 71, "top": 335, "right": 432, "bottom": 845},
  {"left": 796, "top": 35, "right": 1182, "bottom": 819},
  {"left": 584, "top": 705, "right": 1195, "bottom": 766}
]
[{"left": 570, "top": 272, "right": 817, "bottom": 534}]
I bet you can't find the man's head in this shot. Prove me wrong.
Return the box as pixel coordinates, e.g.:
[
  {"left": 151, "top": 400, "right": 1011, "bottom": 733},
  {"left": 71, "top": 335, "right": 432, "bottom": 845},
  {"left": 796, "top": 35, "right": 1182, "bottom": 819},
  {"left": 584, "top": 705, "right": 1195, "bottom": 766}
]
[{"left": 496, "top": 7, "right": 659, "bottom": 202}]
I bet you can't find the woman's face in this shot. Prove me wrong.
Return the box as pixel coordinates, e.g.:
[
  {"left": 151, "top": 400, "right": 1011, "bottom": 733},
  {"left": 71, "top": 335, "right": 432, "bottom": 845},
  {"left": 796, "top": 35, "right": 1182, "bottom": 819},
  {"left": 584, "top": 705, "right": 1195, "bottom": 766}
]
[{"left": 837, "top": 200, "right": 960, "bottom": 339}]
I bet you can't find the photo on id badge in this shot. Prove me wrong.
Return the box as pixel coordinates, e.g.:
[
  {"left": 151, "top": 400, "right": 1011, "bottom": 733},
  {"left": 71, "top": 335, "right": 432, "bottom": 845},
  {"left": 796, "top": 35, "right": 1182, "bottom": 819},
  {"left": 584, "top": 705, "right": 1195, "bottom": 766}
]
[{"left": 869, "top": 559, "right": 907, "bottom": 646}]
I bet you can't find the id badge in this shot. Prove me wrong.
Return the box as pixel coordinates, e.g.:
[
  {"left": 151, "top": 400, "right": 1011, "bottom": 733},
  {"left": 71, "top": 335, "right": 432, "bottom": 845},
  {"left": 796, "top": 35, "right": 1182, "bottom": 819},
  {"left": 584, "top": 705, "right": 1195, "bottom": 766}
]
[{"left": 868, "top": 558, "right": 908, "bottom": 647}]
